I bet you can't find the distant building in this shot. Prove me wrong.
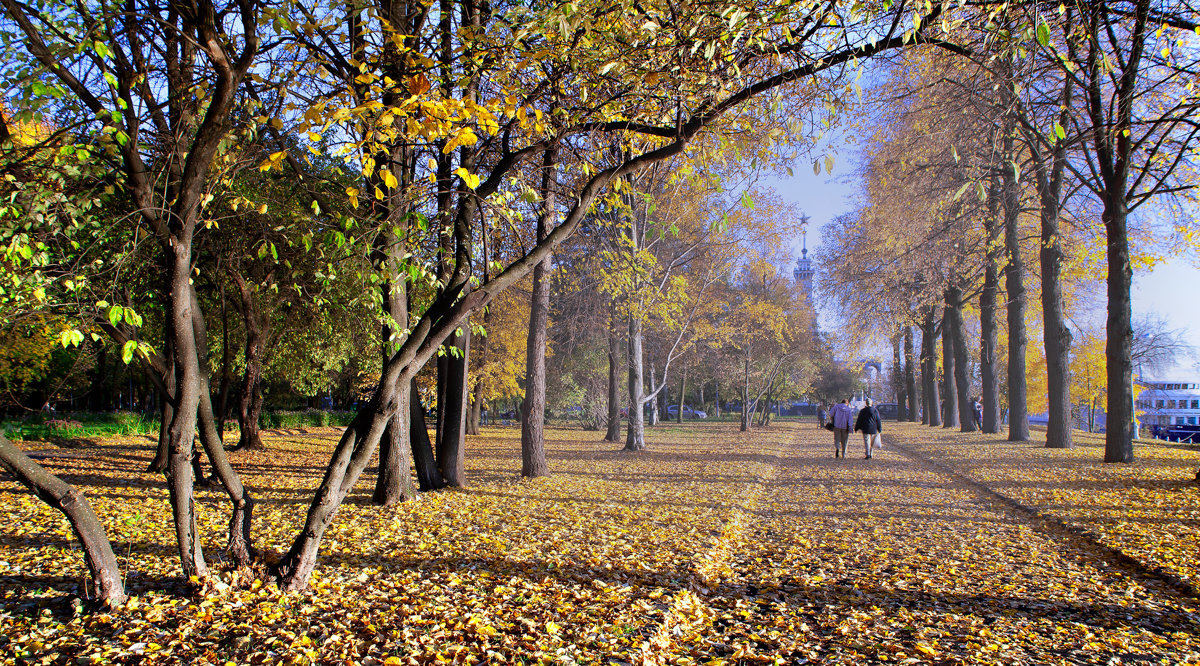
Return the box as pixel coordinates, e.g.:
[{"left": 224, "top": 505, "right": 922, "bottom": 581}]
[
  {"left": 1137, "top": 379, "right": 1200, "bottom": 428},
  {"left": 793, "top": 213, "right": 814, "bottom": 303}
]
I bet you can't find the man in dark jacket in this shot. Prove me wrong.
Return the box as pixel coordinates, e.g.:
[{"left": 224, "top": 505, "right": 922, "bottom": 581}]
[{"left": 854, "top": 398, "right": 883, "bottom": 459}]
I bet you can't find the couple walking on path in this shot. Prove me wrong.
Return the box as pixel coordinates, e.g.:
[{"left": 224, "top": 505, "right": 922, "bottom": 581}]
[{"left": 830, "top": 398, "right": 883, "bottom": 459}]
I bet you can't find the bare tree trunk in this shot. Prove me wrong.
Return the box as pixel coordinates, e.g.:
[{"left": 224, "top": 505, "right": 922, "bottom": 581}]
[
  {"left": 604, "top": 305, "right": 622, "bottom": 442},
  {"left": 904, "top": 326, "right": 918, "bottom": 422},
  {"left": 942, "top": 290, "right": 959, "bottom": 429},
  {"left": 624, "top": 315, "right": 647, "bottom": 451},
  {"left": 374, "top": 398, "right": 416, "bottom": 505},
  {"left": 0, "top": 434, "right": 126, "bottom": 608},
  {"left": 520, "top": 147, "right": 557, "bottom": 479}
]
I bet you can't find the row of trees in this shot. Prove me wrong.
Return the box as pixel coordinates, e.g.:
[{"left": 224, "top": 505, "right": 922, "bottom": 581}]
[
  {"left": 1, "top": 0, "right": 1193, "bottom": 609},
  {"left": 824, "top": 4, "right": 1198, "bottom": 458}
]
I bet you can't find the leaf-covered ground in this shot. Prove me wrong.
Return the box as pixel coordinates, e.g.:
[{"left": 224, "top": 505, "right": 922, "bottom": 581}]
[{"left": 1, "top": 421, "right": 1198, "bottom": 664}]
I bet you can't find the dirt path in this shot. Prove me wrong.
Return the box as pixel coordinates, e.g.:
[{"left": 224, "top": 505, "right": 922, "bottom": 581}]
[{"left": 649, "top": 421, "right": 1200, "bottom": 664}]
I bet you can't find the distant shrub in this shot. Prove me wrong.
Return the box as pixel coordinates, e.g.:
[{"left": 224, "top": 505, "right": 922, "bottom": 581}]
[{"left": 261, "top": 409, "right": 354, "bottom": 429}]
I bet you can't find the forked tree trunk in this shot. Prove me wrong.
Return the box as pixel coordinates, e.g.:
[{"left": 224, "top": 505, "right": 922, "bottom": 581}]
[
  {"left": 948, "top": 285, "right": 975, "bottom": 433},
  {"left": 374, "top": 402, "right": 416, "bottom": 505},
  {"left": 520, "top": 147, "right": 557, "bottom": 479},
  {"left": 0, "top": 434, "right": 126, "bottom": 608},
  {"left": 941, "top": 289, "right": 959, "bottom": 429},
  {"left": 904, "top": 327, "right": 918, "bottom": 422},
  {"left": 604, "top": 305, "right": 622, "bottom": 442}
]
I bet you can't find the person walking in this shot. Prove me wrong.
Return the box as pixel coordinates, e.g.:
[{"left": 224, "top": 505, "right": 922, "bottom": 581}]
[
  {"left": 854, "top": 397, "right": 883, "bottom": 459},
  {"left": 816, "top": 403, "right": 829, "bottom": 429},
  {"left": 972, "top": 398, "right": 983, "bottom": 431},
  {"left": 830, "top": 399, "right": 854, "bottom": 458}
]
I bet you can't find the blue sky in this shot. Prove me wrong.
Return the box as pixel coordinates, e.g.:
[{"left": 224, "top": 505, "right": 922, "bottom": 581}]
[{"left": 760, "top": 163, "right": 1200, "bottom": 379}]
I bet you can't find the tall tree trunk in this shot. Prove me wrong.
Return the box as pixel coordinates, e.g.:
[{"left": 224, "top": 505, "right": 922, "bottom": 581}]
[
  {"left": 624, "top": 315, "right": 647, "bottom": 451},
  {"left": 921, "top": 309, "right": 942, "bottom": 427},
  {"left": 1104, "top": 196, "right": 1135, "bottom": 462},
  {"left": 436, "top": 324, "right": 470, "bottom": 486},
  {"left": 520, "top": 147, "right": 557, "bottom": 479},
  {"left": 942, "top": 289, "right": 959, "bottom": 429},
  {"left": 981, "top": 184, "right": 1003, "bottom": 434},
  {"left": 604, "top": 304, "right": 622, "bottom": 442},
  {"left": 410, "top": 378, "right": 444, "bottom": 491},
  {"left": 893, "top": 334, "right": 906, "bottom": 421},
  {"left": 1002, "top": 125, "right": 1030, "bottom": 442},
  {"left": 948, "top": 285, "right": 975, "bottom": 433},
  {"left": 1036, "top": 86, "right": 1076, "bottom": 449},
  {"left": 904, "top": 326, "right": 918, "bottom": 422},
  {"left": 0, "top": 434, "right": 126, "bottom": 608},
  {"left": 215, "top": 284, "right": 234, "bottom": 438}
]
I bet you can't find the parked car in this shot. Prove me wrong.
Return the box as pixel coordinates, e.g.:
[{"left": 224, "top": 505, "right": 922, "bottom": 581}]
[{"left": 666, "top": 405, "right": 708, "bottom": 419}]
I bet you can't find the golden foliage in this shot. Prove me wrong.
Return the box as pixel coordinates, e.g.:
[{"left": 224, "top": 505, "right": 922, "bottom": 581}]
[{"left": 1, "top": 423, "right": 1198, "bottom": 663}]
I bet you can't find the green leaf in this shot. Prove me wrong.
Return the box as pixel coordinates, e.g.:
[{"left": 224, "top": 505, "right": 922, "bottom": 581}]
[
  {"left": 1036, "top": 21, "right": 1050, "bottom": 47},
  {"left": 1054, "top": 122, "right": 1066, "bottom": 139},
  {"left": 122, "top": 340, "right": 138, "bottom": 364},
  {"left": 108, "top": 306, "right": 123, "bottom": 326}
]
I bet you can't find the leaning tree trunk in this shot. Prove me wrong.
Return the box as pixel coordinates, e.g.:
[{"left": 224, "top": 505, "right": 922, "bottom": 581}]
[
  {"left": 624, "top": 315, "right": 647, "bottom": 451},
  {"left": 904, "top": 326, "right": 918, "bottom": 422},
  {"left": 677, "top": 365, "right": 687, "bottom": 424},
  {"left": 164, "top": 248, "right": 207, "bottom": 581},
  {"left": 948, "top": 285, "right": 975, "bottom": 433},
  {"left": 149, "top": 322, "right": 175, "bottom": 474},
  {"left": 604, "top": 305, "right": 622, "bottom": 442},
  {"left": 648, "top": 364, "right": 660, "bottom": 427},
  {"left": 941, "top": 290, "right": 959, "bottom": 429},
  {"left": 373, "top": 274, "right": 416, "bottom": 505},
  {"left": 0, "top": 434, "right": 126, "bottom": 608}
]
